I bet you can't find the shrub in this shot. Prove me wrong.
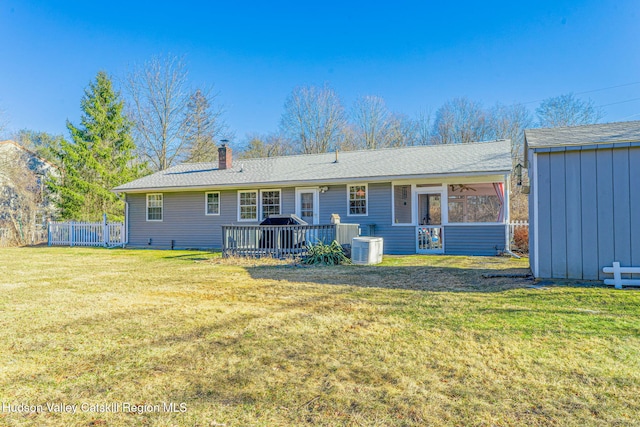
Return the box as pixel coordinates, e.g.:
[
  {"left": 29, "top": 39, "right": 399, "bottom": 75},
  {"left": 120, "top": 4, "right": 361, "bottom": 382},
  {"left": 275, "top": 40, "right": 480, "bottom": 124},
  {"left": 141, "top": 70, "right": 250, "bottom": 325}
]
[
  {"left": 513, "top": 227, "right": 529, "bottom": 253},
  {"left": 302, "top": 240, "right": 351, "bottom": 266}
]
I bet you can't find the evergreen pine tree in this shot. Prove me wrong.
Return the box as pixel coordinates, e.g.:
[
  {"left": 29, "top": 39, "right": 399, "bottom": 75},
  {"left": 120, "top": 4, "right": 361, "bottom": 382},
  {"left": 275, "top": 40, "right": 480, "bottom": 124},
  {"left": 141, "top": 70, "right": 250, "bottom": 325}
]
[{"left": 49, "top": 71, "right": 143, "bottom": 221}]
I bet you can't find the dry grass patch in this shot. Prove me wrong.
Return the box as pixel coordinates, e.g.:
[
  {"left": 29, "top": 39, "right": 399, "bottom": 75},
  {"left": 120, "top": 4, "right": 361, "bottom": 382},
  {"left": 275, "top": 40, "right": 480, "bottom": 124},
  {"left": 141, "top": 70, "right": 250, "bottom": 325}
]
[{"left": 0, "top": 247, "right": 638, "bottom": 426}]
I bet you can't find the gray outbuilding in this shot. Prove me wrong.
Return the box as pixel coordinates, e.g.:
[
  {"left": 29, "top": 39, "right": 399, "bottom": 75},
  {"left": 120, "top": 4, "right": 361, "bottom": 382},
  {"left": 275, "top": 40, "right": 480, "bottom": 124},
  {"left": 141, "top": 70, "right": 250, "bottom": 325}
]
[{"left": 525, "top": 121, "right": 640, "bottom": 280}]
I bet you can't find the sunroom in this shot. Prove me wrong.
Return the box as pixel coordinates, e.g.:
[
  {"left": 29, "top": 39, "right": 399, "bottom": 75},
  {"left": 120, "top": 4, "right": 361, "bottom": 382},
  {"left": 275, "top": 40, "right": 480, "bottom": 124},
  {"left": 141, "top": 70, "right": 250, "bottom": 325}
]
[{"left": 391, "top": 179, "right": 508, "bottom": 255}]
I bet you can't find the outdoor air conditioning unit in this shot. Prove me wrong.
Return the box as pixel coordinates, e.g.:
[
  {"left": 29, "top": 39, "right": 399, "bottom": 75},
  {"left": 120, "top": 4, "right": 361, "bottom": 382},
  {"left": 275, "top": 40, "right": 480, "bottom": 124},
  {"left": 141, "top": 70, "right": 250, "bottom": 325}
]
[{"left": 351, "top": 236, "right": 383, "bottom": 265}]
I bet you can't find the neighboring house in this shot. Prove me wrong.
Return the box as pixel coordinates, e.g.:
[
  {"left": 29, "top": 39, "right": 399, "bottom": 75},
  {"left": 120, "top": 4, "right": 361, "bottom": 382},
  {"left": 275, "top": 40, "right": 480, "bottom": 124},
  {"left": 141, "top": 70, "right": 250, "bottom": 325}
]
[
  {"left": 525, "top": 120, "right": 640, "bottom": 280},
  {"left": 113, "top": 141, "right": 512, "bottom": 255},
  {"left": 0, "top": 140, "right": 58, "bottom": 244},
  {"left": 0, "top": 139, "right": 57, "bottom": 174}
]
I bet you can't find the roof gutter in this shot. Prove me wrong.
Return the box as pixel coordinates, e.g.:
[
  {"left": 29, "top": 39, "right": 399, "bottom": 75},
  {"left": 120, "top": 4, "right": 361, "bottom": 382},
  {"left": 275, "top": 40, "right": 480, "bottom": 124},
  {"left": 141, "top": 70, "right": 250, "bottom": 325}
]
[{"left": 112, "top": 170, "right": 512, "bottom": 194}]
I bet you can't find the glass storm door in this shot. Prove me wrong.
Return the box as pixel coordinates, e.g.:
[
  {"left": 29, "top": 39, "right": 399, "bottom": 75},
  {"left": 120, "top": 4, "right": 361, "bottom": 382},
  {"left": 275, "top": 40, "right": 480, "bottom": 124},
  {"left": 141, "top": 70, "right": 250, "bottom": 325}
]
[
  {"left": 416, "top": 192, "right": 444, "bottom": 253},
  {"left": 297, "top": 188, "right": 319, "bottom": 224}
]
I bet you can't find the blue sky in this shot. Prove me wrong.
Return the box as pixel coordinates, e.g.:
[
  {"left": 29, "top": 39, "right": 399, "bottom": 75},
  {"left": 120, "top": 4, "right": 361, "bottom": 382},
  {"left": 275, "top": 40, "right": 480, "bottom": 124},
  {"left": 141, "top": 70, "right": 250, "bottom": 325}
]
[{"left": 1, "top": 1, "right": 639, "bottom": 144}]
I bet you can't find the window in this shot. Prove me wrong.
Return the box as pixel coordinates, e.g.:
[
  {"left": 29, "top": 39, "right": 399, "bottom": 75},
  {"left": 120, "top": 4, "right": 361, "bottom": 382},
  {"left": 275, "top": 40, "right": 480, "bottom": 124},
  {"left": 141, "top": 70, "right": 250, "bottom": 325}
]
[
  {"left": 447, "top": 183, "right": 502, "bottom": 223},
  {"left": 393, "top": 185, "right": 412, "bottom": 224},
  {"left": 146, "top": 194, "right": 163, "bottom": 221},
  {"left": 348, "top": 184, "right": 367, "bottom": 216},
  {"left": 238, "top": 191, "right": 258, "bottom": 221},
  {"left": 261, "top": 190, "right": 281, "bottom": 219},
  {"left": 206, "top": 192, "right": 220, "bottom": 215}
]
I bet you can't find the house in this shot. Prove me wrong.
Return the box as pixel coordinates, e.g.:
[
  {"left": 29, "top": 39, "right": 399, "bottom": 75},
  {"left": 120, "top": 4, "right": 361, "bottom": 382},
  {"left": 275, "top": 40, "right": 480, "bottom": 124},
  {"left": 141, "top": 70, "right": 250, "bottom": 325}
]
[
  {"left": 525, "top": 120, "right": 640, "bottom": 280},
  {"left": 113, "top": 140, "right": 512, "bottom": 255}
]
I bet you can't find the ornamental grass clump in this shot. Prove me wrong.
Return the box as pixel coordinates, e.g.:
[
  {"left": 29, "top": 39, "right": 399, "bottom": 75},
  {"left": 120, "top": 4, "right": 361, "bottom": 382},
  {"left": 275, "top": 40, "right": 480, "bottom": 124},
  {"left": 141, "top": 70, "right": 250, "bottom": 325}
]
[{"left": 302, "top": 240, "right": 351, "bottom": 265}]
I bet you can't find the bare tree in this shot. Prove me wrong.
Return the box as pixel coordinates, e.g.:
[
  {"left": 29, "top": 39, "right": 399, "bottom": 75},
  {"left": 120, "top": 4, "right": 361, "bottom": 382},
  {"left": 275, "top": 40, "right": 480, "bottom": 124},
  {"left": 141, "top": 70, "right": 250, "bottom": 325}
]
[
  {"left": 125, "top": 54, "right": 192, "bottom": 170},
  {"left": 337, "top": 124, "right": 361, "bottom": 152},
  {"left": 239, "top": 133, "right": 293, "bottom": 159},
  {"left": 280, "top": 85, "right": 347, "bottom": 154},
  {"left": 386, "top": 113, "right": 421, "bottom": 147},
  {"left": 351, "top": 95, "right": 395, "bottom": 149},
  {"left": 0, "top": 108, "right": 6, "bottom": 136},
  {"left": 414, "top": 108, "right": 432, "bottom": 145},
  {"left": 183, "top": 88, "right": 230, "bottom": 163},
  {"left": 489, "top": 103, "right": 534, "bottom": 164},
  {"left": 536, "top": 93, "right": 603, "bottom": 128},
  {"left": 0, "top": 146, "right": 45, "bottom": 246},
  {"left": 432, "top": 97, "right": 491, "bottom": 144}
]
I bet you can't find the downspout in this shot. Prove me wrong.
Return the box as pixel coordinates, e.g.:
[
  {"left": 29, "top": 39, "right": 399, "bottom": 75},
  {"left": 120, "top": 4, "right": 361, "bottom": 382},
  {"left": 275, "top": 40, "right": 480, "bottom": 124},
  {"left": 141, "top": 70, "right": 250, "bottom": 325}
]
[
  {"left": 532, "top": 151, "right": 539, "bottom": 277},
  {"left": 502, "top": 172, "right": 521, "bottom": 259},
  {"left": 124, "top": 196, "right": 129, "bottom": 247},
  {"left": 115, "top": 192, "right": 129, "bottom": 248}
]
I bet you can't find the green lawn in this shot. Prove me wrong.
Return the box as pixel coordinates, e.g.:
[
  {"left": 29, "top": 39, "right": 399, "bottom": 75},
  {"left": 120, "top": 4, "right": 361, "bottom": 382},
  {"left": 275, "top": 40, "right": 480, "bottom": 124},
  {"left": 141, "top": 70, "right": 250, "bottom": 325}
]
[{"left": 0, "top": 247, "right": 638, "bottom": 426}]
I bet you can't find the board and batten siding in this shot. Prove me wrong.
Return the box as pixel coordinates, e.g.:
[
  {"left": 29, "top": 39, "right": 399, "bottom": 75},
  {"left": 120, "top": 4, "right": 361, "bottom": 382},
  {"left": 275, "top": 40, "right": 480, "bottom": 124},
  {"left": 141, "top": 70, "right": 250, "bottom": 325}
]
[{"left": 531, "top": 145, "right": 640, "bottom": 280}]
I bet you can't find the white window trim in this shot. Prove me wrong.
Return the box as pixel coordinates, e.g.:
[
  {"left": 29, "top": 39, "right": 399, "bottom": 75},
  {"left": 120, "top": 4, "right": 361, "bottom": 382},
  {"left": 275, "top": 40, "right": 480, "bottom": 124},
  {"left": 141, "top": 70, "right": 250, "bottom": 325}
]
[
  {"left": 146, "top": 193, "right": 163, "bottom": 222},
  {"left": 205, "top": 191, "right": 220, "bottom": 216},
  {"left": 347, "top": 183, "right": 369, "bottom": 217},
  {"left": 414, "top": 186, "right": 447, "bottom": 225},
  {"left": 391, "top": 183, "right": 415, "bottom": 226},
  {"left": 295, "top": 187, "right": 320, "bottom": 225},
  {"left": 237, "top": 190, "right": 258, "bottom": 222},
  {"left": 259, "top": 189, "right": 282, "bottom": 220}
]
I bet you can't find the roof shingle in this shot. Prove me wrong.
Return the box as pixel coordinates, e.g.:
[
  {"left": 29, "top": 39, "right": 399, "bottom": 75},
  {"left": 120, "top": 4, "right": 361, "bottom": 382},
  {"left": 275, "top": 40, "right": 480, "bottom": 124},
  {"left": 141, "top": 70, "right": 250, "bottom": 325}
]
[
  {"left": 114, "top": 140, "right": 511, "bottom": 192},
  {"left": 525, "top": 120, "right": 640, "bottom": 149}
]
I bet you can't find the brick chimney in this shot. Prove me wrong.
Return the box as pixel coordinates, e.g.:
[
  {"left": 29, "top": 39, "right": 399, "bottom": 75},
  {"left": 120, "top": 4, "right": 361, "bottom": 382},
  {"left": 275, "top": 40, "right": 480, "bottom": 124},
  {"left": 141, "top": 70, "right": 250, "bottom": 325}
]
[{"left": 218, "top": 142, "right": 232, "bottom": 170}]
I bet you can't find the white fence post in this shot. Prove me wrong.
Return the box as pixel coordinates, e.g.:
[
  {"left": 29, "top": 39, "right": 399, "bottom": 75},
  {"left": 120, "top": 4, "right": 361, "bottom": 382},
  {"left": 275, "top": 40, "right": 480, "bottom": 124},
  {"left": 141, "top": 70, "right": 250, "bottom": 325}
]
[
  {"left": 103, "top": 214, "right": 108, "bottom": 247},
  {"left": 603, "top": 262, "right": 640, "bottom": 289}
]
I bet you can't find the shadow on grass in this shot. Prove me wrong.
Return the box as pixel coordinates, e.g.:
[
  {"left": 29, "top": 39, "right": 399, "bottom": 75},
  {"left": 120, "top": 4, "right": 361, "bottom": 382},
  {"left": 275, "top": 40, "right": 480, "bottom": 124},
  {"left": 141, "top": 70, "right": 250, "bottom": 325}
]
[
  {"left": 161, "top": 251, "right": 220, "bottom": 262},
  {"left": 245, "top": 264, "right": 535, "bottom": 293}
]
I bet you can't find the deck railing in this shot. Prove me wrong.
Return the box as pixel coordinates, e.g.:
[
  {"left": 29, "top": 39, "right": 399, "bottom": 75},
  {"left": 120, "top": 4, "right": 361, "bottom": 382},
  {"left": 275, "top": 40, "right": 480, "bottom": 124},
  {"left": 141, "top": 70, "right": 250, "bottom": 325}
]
[{"left": 222, "top": 223, "right": 360, "bottom": 258}]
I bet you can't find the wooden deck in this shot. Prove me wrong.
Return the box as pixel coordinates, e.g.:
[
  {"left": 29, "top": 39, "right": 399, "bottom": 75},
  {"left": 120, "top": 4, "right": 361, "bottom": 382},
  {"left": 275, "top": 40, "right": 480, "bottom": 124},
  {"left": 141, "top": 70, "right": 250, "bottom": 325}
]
[{"left": 222, "top": 223, "right": 359, "bottom": 258}]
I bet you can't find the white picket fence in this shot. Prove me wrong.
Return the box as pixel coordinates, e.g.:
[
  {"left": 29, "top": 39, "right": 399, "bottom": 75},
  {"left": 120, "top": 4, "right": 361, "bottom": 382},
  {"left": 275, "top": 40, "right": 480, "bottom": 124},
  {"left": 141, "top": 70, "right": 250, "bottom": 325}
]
[
  {"left": 509, "top": 220, "right": 528, "bottom": 235},
  {"left": 48, "top": 220, "right": 125, "bottom": 247}
]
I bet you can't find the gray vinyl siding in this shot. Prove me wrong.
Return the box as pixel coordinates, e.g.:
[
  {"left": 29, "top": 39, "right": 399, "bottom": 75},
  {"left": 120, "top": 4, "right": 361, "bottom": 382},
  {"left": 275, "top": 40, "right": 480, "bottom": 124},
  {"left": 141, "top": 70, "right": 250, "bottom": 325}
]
[
  {"left": 444, "top": 225, "right": 506, "bottom": 256},
  {"left": 318, "top": 182, "right": 414, "bottom": 254},
  {"left": 127, "top": 188, "right": 294, "bottom": 249},
  {"left": 126, "top": 181, "right": 508, "bottom": 255},
  {"left": 531, "top": 146, "right": 639, "bottom": 279},
  {"left": 127, "top": 191, "right": 229, "bottom": 249}
]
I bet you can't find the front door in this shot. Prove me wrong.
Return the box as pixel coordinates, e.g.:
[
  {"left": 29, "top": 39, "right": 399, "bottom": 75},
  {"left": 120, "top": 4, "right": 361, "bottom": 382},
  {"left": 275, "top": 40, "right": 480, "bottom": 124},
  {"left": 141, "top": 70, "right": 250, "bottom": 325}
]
[
  {"left": 416, "top": 192, "right": 444, "bottom": 253},
  {"left": 296, "top": 188, "right": 319, "bottom": 224}
]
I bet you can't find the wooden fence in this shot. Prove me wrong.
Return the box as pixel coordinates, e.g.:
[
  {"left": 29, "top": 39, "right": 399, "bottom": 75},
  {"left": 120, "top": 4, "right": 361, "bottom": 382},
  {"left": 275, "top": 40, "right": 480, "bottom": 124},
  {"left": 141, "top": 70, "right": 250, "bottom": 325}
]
[
  {"left": 222, "top": 223, "right": 360, "bottom": 258},
  {"left": 48, "top": 220, "right": 125, "bottom": 247}
]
